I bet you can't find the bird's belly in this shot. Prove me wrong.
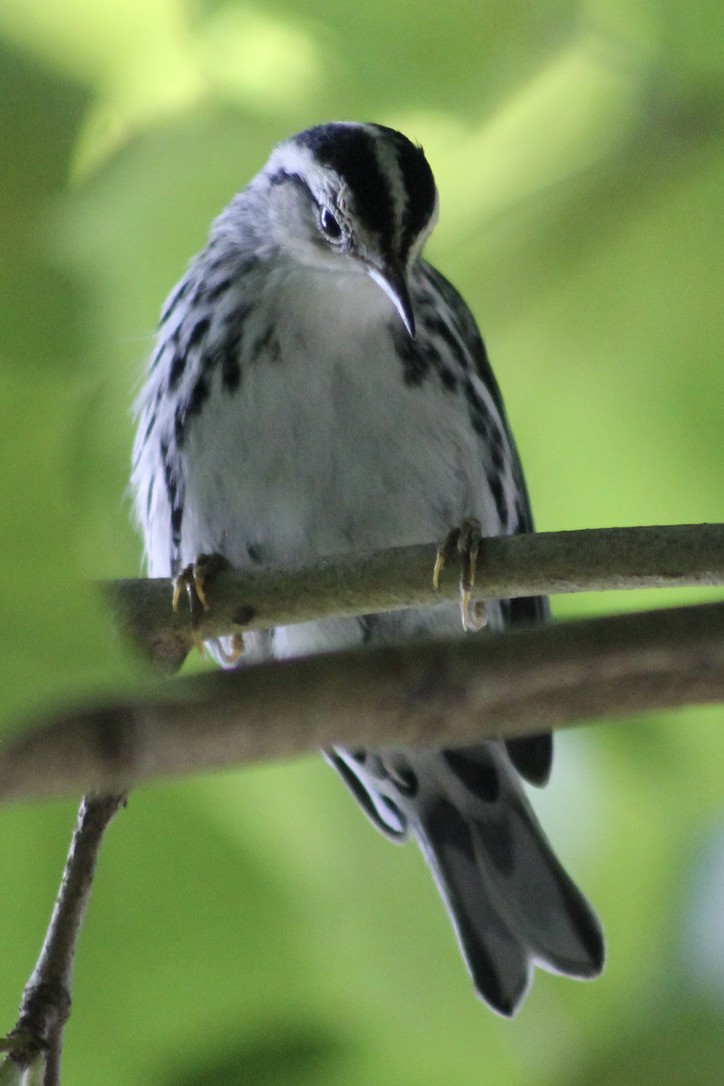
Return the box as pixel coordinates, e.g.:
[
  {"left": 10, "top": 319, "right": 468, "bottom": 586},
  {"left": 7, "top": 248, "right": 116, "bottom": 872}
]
[
  {"left": 181, "top": 325, "right": 489, "bottom": 572},
  {"left": 178, "top": 290, "right": 506, "bottom": 659}
]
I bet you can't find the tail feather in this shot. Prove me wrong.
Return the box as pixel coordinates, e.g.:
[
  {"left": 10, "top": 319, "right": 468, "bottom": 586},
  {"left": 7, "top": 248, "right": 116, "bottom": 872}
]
[
  {"left": 416, "top": 793, "right": 531, "bottom": 1014},
  {"left": 328, "top": 741, "right": 604, "bottom": 1015}
]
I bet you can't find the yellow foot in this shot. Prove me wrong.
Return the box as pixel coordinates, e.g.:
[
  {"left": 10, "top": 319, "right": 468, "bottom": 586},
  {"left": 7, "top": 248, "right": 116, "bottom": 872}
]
[
  {"left": 173, "top": 552, "right": 220, "bottom": 614},
  {"left": 433, "top": 517, "right": 487, "bottom": 632},
  {"left": 172, "top": 553, "right": 243, "bottom": 660},
  {"left": 216, "top": 633, "right": 245, "bottom": 666}
]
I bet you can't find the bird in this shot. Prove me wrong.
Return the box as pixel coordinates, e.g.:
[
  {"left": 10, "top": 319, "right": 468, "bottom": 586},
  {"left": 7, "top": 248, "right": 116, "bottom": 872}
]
[{"left": 131, "top": 121, "right": 604, "bottom": 1015}]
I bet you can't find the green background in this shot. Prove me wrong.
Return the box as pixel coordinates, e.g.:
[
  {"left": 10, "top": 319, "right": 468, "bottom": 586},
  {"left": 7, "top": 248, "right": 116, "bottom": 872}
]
[{"left": 0, "top": 0, "right": 722, "bottom": 1082}]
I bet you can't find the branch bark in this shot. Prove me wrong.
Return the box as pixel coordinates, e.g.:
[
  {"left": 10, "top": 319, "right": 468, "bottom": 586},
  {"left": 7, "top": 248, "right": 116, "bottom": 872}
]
[
  {"left": 2, "top": 599, "right": 722, "bottom": 805},
  {"left": 103, "top": 523, "right": 724, "bottom": 671}
]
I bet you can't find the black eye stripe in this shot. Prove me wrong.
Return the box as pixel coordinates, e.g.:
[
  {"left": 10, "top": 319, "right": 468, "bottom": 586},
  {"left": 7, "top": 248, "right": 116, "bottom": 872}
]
[
  {"left": 292, "top": 123, "right": 437, "bottom": 266},
  {"left": 296, "top": 124, "right": 395, "bottom": 242}
]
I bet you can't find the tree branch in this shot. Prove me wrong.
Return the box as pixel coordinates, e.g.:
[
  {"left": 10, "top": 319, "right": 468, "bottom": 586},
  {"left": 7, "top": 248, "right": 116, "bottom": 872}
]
[
  {"left": 1, "top": 599, "right": 722, "bottom": 805},
  {"left": 103, "top": 524, "right": 724, "bottom": 671},
  {"left": 0, "top": 794, "right": 125, "bottom": 1084},
  {"left": 1, "top": 525, "right": 722, "bottom": 1075}
]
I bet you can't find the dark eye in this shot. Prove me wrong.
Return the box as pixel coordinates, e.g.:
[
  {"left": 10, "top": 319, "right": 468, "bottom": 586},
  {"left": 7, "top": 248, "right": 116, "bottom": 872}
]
[{"left": 319, "top": 207, "right": 343, "bottom": 241}]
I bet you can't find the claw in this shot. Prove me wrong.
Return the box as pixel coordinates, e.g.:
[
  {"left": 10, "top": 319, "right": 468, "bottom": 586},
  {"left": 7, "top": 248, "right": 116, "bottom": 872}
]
[
  {"left": 171, "top": 553, "right": 237, "bottom": 659},
  {"left": 217, "top": 633, "right": 245, "bottom": 665},
  {"left": 172, "top": 553, "right": 214, "bottom": 615},
  {"left": 433, "top": 518, "right": 486, "bottom": 631},
  {"left": 171, "top": 575, "right": 184, "bottom": 614},
  {"left": 433, "top": 527, "right": 461, "bottom": 590}
]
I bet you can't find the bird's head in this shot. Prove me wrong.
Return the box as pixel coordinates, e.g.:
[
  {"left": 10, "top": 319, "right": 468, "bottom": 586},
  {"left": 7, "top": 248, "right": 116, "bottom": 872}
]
[{"left": 257, "top": 122, "right": 439, "bottom": 337}]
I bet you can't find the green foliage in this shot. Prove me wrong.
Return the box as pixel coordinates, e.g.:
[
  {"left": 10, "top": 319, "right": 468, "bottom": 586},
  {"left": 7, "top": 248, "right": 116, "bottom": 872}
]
[{"left": 0, "top": 1, "right": 722, "bottom": 1082}]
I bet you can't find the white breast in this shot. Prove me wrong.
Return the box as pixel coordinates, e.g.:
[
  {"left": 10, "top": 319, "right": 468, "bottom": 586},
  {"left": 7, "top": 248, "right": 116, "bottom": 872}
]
[
  {"left": 181, "top": 264, "right": 496, "bottom": 566},
  {"left": 140, "top": 261, "right": 507, "bottom": 660}
]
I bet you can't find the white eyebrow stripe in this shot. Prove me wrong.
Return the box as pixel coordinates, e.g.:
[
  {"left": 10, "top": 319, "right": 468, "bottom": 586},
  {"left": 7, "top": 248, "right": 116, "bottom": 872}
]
[{"left": 370, "top": 129, "right": 407, "bottom": 251}]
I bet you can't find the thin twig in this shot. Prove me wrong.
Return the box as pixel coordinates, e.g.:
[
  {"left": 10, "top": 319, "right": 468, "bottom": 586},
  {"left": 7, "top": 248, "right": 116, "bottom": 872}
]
[
  {"left": 1, "top": 599, "right": 722, "bottom": 805},
  {"left": 1, "top": 795, "right": 125, "bottom": 1084},
  {"left": 102, "top": 524, "right": 724, "bottom": 671}
]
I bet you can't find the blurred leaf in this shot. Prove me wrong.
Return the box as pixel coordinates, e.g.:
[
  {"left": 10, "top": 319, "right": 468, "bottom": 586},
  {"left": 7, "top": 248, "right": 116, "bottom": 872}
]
[
  {"left": 570, "top": 1008, "right": 724, "bottom": 1085},
  {"left": 156, "top": 1027, "right": 347, "bottom": 1086},
  {"left": 0, "top": 39, "right": 89, "bottom": 214}
]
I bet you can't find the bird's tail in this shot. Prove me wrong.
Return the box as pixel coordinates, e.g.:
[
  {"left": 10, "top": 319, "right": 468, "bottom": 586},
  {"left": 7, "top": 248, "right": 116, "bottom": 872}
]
[{"left": 328, "top": 742, "right": 604, "bottom": 1015}]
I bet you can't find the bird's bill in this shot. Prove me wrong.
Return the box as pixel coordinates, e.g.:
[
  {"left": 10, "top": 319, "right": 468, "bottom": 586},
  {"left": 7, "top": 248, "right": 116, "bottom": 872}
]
[{"left": 366, "top": 261, "right": 416, "bottom": 337}]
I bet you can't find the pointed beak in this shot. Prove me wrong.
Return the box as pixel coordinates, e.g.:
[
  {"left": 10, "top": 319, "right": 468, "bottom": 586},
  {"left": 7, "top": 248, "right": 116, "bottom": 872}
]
[{"left": 366, "top": 260, "right": 416, "bottom": 337}]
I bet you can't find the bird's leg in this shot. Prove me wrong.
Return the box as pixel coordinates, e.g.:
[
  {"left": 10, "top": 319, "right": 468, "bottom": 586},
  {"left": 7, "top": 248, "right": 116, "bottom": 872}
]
[
  {"left": 172, "top": 551, "right": 221, "bottom": 613},
  {"left": 433, "top": 517, "right": 486, "bottom": 632},
  {"left": 172, "top": 552, "right": 244, "bottom": 662}
]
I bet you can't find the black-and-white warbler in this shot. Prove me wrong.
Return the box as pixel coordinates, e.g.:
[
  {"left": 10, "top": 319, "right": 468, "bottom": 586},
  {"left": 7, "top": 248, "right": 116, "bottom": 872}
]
[{"left": 132, "top": 122, "right": 604, "bottom": 1015}]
